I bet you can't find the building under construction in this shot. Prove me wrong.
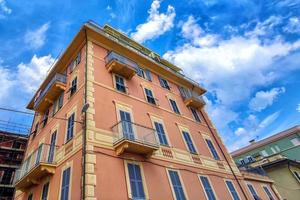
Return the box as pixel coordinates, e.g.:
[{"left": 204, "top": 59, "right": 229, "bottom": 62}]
[{"left": 0, "top": 131, "right": 27, "bottom": 200}]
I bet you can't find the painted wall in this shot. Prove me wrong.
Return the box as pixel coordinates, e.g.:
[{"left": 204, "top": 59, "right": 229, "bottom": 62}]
[
  {"left": 14, "top": 43, "right": 86, "bottom": 200},
  {"left": 266, "top": 164, "right": 300, "bottom": 200},
  {"left": 14, "top": 31, "right": 281, "bottom": 200},
  {"left": 234, "top": 134, "right": 300, "bottom": 164}
]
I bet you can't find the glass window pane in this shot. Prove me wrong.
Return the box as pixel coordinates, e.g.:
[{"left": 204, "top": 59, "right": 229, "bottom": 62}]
[
  {"left": 128, "top": 163, "right": 145, "bottom": 200},
  {"left": 200, "top": 176, "right": 216, "bottom": 200},
  {"left": 169, "top": 171, "right": 186, "bottom": 200}
]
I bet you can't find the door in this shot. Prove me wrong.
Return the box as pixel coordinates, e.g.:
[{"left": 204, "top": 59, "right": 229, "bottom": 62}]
[
  {"left": 120, "top": 110, "right": 134, "bottom": 140},
  {"left": 36, "top": 144, "right": 43, "bottom": 165},
  {"left": 48, "top": 131, "right": 57, "bottom": 163}
]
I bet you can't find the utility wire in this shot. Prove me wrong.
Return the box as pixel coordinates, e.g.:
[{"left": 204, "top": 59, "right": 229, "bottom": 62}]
[
  {"left": 0, "top": 107, "right": 34, "bottom": 115},
  {"left": 0, "top": 107, "right": 83, "bottom": 124}
]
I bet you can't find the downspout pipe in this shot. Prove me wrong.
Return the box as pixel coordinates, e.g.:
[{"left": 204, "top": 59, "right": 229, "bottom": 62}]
[
  {"left": 199, "top": 110, "right": 249, "bottom": 200},
  {"left": 82, "top": 27, "right": 88, "bottom": 200}
]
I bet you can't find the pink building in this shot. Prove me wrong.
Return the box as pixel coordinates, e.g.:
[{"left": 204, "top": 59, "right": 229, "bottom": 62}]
[{"left": 14, "top": 22, "right": 281, "bottom": 200}]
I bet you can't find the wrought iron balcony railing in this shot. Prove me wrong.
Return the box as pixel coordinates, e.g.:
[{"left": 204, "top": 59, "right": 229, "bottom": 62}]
[
  {"left": 239, "top": 165, "right": 268, "bottom": 177},
  {"left": 105, "top": 52, "right": 138, "bottom": 79},
  {"left": 178, "top": 86, "right": 206, "bottom": 108},
  {"left": 33, "top": 73, "right": 67, "bottom": 112},
  {"left": 14, "top": 143, "right": 58, "bottom": 189},
  {"left": 111, "top": 121, "right": 159, "bottom": 156}
]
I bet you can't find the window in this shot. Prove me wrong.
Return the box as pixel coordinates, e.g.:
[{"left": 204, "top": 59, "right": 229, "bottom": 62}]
[
  {"left": 66, "top": 113, "right": 75, "bottom": 142},
  {"left": 275, "top": 145, "right": 280, "bottom": 152},
  {"left": 48, "top": 131, "right": 57, "bottom": 163},
  {"left": 53, "top": 93, "right": 64, "bottom": 115},
  {"left": 263, "top": 186, "right": 274, "bottom": 200},
  {"left": 260, "top": 150, "right": 268, "bottom": 157},
  {"left": 154, "top": 122, "right": 168, "bottom": 146},
  {"left": 293, "top": 171, "right": 300, "bottom": 182},
  {"left": 41, "top": 182, "right": 50, "bottom": 200},
  {"left": 60, "top": 167, "right": 71, "bottom": 200},
  {"left": 145, "top": 69, "right": 152, "bottom": 81},
  {"left": 239, "top": 159, "right": 245, "bottom": 165},
  {"left": 144, "top": 88, "right": 156, "bottom": 105},
  {"left": 120, "top": 110, "right": 134, "bottom": 140},
  {"left": 158, "top": 76, "right": 170, "bottom": 90},
  {"left": 127, "top": 163, "right": 146, "bottom": 200},
  {"left": 36, "top": 144, "right": 43, "bottom": 165},
  {"left": 225, "top": 180, "right": 240, "bottom": 200},
  {"left": 32, "top": 123, "right": 39, "bottom": 137},
  {"left": 247, "top": 156, "right": 255, "bottom": 163},
  {"left": 199, "top": 176, "right": 216, "bottom": 200},
  {"left": 115, "top": 75, "right": 126, "bottom": 93},
  {"left": 169, "top": 99, "right": 180, "bottom": 114},
  {"left": 42, "top": 109, "right": 49, "bottom": 127},
  {"left": 137, "top": 67, "right": 145, "bottom": 78},
  {"left": 291, "top": 138, "right": 300, "bottom": 146},
  {"left": 0, "top": 169, "right": 13, "bottom": 184},
  {"left": 52, "top": 92, "right": 64, "bottom": 116},
  {"left": 205, "top": 139, "right": 220, "bottom": 160},
  {"left": 70, "top": 77, "right": 77, "bottom": 96},
  {"left": 190, "top": 107, "right": 201, "bottom": 122},
  {"left": 137, "top": 67, "right": 152, "bottom": 81},
  {"left": 182, "top": 131, "right": 197, "bottom": 154},
  {"left": 12, "top": 141, "right": 22, "bottom": 149},
  {"left": 68, "top": 51, "right": 81, "bottom": 73},
  {"left": 270, "top": 147, "right": 276, "bottom": 154},
  {"left": 247, "top": 184, "right": 260, "bottom": 200},
  {"left": 168, "top": 170, "right": 186, "bottom": 200},
  {"left": 28, "top": 193, "right": 33, "bottom": 200}
]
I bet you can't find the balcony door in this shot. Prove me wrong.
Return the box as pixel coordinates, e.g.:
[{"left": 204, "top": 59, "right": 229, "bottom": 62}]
[
  {"left": 120, "top": 110, "right": 134, "bottom": 140},
  {"left": 36, "top": 144, "right": 43, "bottom": 165},
  {"left": 48, "top": 131, "right": 57, "bottom": 163}
]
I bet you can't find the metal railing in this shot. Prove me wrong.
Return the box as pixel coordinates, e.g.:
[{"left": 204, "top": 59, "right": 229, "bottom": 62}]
[
  {"left": 111, "top": 121, "right": 159, "bottom": 147},
  {"left": 34, "top": 73, "right": 67, "bottom": 108},
  {"left": 239, "top": 165, "right": 268, "bottom": 177},
  {"left": 178, "top": 86, "right": 206, "bottom": 105},
  {"left": 13, "top": 143, "right": 58, "bottom": 184},
  {"left": 105, "top": 51, "right": 139, "bottom": 70}
]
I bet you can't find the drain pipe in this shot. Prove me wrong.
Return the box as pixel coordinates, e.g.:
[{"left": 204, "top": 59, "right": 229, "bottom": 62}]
[
  {"left": 82, "top": 27, "right": 88, "bottom": 200},
  {"left": 199, "top": 110, "right": 249, "bottom": 200}
]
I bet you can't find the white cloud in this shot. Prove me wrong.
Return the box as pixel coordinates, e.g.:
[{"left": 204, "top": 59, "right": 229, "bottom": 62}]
[
  {"left": 0, "top": 54, "right": 55, "bottom": 107},
  {"left": 235, "top": 127, "right": 247, "bottom": 136},
  {"left": 110, "top": 13, "right": 116, "bottom": 19},
  {"left": 249, "top": 87, "right": 285, "bottom": 112},
  {"left": 297, "top": 104, "right": 300, "bottom": 112},
  {"left": 131, "top": 0, "right": 176, "bottom": 43},
  {"left": 258, "top": 111, "right": 280, "bottom": 129},
  {"left": 245, "top": 16, "right": 283, "bottom": 38},
  {"left": 0, "top": 0, "right": 11, "bottom": 19},
  {"left": 0, "top": 66, "right": 14, "bottom": 104},
  {"left": 230, "top": 111, "right": 280, "bottom": 151},
  {"left": 180, "top": 15, "right": 217, "bottom": 47},
  {"left": 283, "top": 17, "right": 300, "bottom": 33},
  {"left": 24, "top": 23, "right": 50, "bottom": 49},
  {"left": 17, "top": 55, "right": 55, "bottom": 93},
  {"left": 106, "top": 5, "right": 112, "bottom": 10},
  {"left": 164, "top": 35, "right": 299, "bottom": 107},
  {"left": 163, "top": 15, "right": 300, "bottom": 150}
]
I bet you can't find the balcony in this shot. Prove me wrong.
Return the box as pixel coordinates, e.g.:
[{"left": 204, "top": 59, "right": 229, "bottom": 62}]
[
  {"left": 105, "top": 51, "right": 138, "bottom": 79},
  {"left": 178, "top": 86, "right": 206, "bottom": 108},
  {"left": 34, "top": 73, "right": 67, "bottom": 113},
  {"left": 14, "top": 144, "right": 58, "bottom": 191},
  {"left": 111, "top": 121, "right": 159, "bottom": 157}
]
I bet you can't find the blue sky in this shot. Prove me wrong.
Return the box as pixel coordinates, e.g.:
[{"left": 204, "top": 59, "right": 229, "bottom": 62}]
[{"left": 0, "top": 0, "right": 299, "bottom": 151}]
